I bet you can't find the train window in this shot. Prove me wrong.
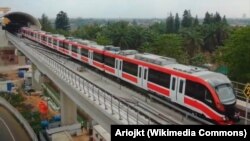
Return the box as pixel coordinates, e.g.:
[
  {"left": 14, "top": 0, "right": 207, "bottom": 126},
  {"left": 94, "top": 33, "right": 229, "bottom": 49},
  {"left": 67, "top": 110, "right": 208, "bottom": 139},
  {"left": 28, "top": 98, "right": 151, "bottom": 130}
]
[
  {"left": 81, "top": 48, "right": 88, "bottom": 57},
  {"left": 148, "top": 69, "right": 170, "bottom": 88},
  {"left": 138, "top": 67, "right": 141, "bottom": 77},
  {"left": 64, "top": 43, "right": 70, "bottom": 50},
  {"left": 179, "top": 80, "right": 184, "bottom": 93},
  {"left": 172, "top": 78, "right": 176, "bottom": 90},
  {"left": 72, "top": 45, "right": 78, "bottom": 53},
  {"left": 93, "top": 52, "right": 103, "bottom": 62},
  {"left": 104, "top": 56, "right": 115, "bottom": 67},
  {"left": 144, "top": 69, "right": 147, "bottom": 79},
  {"left": 42, "top": 36, "right": 46, "bottom": 41},
  {"left": 205, "top": 90, "right": 212, "bottom": 103},
  {"left": 59, "top": 41, "right": 64, "bottom": 47},
  {"left": 120, "top": 62, "right": 122, "bottom": 70},
  {"left": 123, "top": 61, "right": 138, "bottom": 76},
  {"left": 185, "top": 80, "right": 206, "bottom": 101},
  {"left": 48, "top": 38, "right": 52, "bottom": 43},
  {"left": 53, "top": 39, "right": 57, "bottom": 46}
]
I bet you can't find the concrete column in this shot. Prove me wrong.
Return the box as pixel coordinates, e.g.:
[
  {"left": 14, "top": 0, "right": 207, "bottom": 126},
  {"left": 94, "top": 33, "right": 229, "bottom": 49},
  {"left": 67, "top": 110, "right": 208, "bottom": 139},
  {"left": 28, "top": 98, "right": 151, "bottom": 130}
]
[
  {"left": 32, "top": 64, "right": 44, "bottom": 91},
  {"left": 60, "top": 90, "right": 77, "bottom": 126},
  {"left": 0, "top": 26, "right": 8, "bottom": 47}
]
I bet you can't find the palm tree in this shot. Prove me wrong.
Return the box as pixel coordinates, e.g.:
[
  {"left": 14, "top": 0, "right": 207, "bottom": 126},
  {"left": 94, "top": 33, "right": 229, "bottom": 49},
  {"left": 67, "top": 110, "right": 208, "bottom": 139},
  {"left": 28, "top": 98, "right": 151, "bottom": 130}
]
[{"left": 180, "top": 28, "right": 203, "bottom": 57}]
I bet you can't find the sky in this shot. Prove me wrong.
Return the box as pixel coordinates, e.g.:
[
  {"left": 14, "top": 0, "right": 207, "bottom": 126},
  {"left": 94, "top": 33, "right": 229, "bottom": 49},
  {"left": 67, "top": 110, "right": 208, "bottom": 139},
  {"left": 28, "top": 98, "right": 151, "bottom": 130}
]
[{"left": 1, "top": 0, "right": 250, "bottom": 19}]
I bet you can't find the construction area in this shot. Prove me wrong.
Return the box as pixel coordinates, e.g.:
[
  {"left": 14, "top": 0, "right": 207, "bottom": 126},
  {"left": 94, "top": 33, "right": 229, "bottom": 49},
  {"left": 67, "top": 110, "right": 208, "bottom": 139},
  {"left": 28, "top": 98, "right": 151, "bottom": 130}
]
[
  {"left": 0, "top": 62, "right": 92, "bottom": 141},
  {"left": 0, "top": 16, "right": 92, "bottom": 140}
]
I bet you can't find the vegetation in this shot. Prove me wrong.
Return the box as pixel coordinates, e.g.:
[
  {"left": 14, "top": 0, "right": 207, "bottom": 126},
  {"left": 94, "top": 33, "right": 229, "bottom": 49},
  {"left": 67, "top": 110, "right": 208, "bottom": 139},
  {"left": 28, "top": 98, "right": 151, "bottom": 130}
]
[
  {"left": 216, "top": 26, "right": 250, "bottom": 83},
  {"left": 1, "top": 92, "right": 42, "bottom": 134},
  {"left": 39, "top": 10, "right": 250, "bottom": 83},
  {"left": 39, "top": 14, "right": 53, "bottom": 32},
  {"left": 55, "top": 11, "right": 70, "bottom": 31}
]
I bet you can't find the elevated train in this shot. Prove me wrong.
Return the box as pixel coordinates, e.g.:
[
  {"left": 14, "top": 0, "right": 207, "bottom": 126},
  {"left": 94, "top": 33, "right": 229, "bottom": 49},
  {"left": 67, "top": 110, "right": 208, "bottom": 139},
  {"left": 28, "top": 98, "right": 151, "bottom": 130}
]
[{"left": 20, "top": 27, "right": 239, "bottom": 124}]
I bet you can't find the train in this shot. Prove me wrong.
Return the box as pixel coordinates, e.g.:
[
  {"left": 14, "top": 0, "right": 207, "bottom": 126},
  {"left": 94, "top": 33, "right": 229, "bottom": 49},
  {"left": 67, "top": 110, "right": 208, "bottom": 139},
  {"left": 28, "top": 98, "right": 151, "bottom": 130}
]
[{"left": 20, "top": 27, "right": 240, "bottom": 125}]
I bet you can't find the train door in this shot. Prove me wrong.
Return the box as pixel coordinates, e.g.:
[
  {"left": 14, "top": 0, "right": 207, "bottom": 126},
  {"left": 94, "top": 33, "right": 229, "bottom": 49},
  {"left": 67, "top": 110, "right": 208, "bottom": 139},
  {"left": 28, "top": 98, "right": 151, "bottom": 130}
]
[
  {"left": 138, "top": 66, "right": 148, "bottom": 90},
  {"left": 50, "top": 37, "right": 55, "bottom": 49},
  {"left": 115, "top": 59, "right": 123, "bottom": 78},
  {"left": 46, "top": 36, "right": 49, "bottom": 46},
  {"left": 88, "top": 50, "right": 93, "bottom": 65},
  {"left": 77, "top": 47, "right": 81, "bottom": 60},
  {"left": 56, "top": 40, "right": 60, "bottom": 50},
  {"left": 68, "top": 44, "right": 72, "bottom": 55},
  {"left": 170, "top": 75, "right": 185, "bottom": 105},
  {"left": 39, "top": 34, "right": 41, "bottom": 42}
]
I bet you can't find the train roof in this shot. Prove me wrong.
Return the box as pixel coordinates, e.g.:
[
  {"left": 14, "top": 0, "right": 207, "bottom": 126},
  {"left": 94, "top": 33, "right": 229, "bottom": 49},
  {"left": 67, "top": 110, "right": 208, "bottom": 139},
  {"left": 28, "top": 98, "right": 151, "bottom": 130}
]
[
  {"left": 23, "top": 27, "right": 231, "bottom": 86},
  {"left": 118, "top": 49, "right": 231, "bottom": 86},
  {"left": 193, "top": 71, "right": 231, "bottom": 87}
]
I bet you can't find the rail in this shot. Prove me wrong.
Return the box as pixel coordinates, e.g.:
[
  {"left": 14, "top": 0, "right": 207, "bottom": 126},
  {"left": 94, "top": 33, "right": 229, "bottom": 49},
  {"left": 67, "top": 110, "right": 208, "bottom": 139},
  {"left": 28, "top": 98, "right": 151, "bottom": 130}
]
[{"left": 232, "top": 81, "right": 247, "bottom": 101}]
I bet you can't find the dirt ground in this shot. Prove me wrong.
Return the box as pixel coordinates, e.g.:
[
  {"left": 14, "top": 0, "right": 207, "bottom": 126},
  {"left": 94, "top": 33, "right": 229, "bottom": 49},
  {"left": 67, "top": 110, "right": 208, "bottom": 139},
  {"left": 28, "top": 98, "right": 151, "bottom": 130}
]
[
  {"left": 72, "top": 129, "right": 90, "bottom": 141},
  {"left": 1, "top": 66, "right": 91, "bottom": 140}
]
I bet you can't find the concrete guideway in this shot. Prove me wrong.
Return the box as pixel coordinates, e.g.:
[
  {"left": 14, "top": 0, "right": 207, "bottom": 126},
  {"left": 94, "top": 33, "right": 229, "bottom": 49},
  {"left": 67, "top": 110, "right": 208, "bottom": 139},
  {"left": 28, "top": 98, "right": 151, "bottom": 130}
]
[
  {"left": 33, "top": 41, "right": 206, "bottom": 125},
  {"left": 7, "top": 32, "right": 162, "bottom": 133},
  {"left": 30, "top": 38, "right": 187, "bottom": 125},
  {"left": 0, "top": 97, "right": 38, "bottom": 141},
  {"left": 0, "top": 117, "right": 16, "bottom": 141}
]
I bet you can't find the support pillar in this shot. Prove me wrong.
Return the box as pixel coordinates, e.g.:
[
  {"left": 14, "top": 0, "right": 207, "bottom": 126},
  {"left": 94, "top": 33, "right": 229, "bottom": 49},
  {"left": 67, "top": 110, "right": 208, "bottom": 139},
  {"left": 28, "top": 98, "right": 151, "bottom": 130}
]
[
  {"left": 60, "top": 90, "right": 77, "bottom": 126},
  {"left": 32, "top": 64, "right": 44, "bottom": 91},
  {"left": 0, "top": 26, "right": 8, "bottom": 47}
]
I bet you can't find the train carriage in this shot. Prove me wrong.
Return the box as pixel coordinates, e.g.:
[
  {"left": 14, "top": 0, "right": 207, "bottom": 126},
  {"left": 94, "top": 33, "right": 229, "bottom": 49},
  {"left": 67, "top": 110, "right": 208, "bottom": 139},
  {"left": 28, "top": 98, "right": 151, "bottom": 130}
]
[{"left": 20, "top": 27, "right": 239, "bottom": 124}]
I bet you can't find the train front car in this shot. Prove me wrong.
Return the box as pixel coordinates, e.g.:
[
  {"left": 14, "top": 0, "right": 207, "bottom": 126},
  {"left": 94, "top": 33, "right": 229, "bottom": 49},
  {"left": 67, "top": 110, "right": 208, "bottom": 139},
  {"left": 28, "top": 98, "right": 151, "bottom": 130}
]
[{"left": 200, "top": 72, "right": 240, "bottom": 124}]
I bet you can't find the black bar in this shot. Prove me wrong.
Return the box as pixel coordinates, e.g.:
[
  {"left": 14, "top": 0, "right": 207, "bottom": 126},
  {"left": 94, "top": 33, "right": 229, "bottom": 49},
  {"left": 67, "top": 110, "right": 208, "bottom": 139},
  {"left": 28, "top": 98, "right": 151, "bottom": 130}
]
[{"left": 111, "top": 125, "right": 250, "bottom": 141}]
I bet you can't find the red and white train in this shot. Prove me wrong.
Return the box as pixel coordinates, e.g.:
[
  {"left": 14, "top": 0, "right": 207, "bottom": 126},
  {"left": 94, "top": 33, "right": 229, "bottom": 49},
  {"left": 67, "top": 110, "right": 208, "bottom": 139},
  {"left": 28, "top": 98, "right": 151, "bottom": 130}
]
[{"left": 21, "top": 27, "right": 239, "bottom": 124}]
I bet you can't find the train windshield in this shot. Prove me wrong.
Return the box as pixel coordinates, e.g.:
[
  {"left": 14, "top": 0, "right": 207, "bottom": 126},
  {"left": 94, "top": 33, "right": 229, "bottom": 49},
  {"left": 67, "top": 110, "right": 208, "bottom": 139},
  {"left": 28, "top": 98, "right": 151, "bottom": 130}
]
[{"left": 215, "top": 84, "right": 236, "bottom": 104}]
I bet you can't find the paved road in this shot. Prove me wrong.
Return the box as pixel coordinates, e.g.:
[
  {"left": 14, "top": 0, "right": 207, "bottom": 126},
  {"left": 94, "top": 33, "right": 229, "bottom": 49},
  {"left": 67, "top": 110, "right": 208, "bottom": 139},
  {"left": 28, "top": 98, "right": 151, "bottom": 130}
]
[{"left": 0, "top": 106, "right": 32, "bottom": 141}]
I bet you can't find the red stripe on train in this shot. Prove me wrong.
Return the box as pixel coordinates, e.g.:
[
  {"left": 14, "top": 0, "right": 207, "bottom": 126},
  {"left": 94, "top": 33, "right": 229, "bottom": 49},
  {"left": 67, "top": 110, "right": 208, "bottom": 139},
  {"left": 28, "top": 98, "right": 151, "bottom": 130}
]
[
  {"left": 148, "top": 82, "right": 170, "bottom": 97},
  {"left": 72, "top": 52, "right": 78, "bottom": 58},
  {"left": 122, "top": 73, "right": 137, "bottom": 83},
  {"left": 104, "top": 65, "right": 115, "bottom": 74},
  {"left": 81, "top": 56, "right": 88, "bottom": 63},
  {"left": 184, "top": 96, "right": 224, "bottom": 121},
  {"left": 93, "top": 61, "right": 104, "bottom": 70}
]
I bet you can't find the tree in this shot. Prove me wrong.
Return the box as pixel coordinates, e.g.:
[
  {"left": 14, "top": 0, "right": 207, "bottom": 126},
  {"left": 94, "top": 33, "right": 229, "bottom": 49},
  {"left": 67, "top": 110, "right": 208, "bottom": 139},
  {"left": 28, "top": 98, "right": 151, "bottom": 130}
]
[
  {"left": 181, "top": 10, "right": 193, "bottom": 28},
  {"left": 214, "top": 12, "right": 222, "bottom": 23},
  {"left": 39, "top": 14, "right": 53, "bottom": 32},
  {"left": 149, "top": 22, "right": 166, "bottom": 34},
  {"left": 96, "top": 33, "right": 112, "bottom": 45},
  {"left": 222, "top": 15, "right": 228, "bottom": 25},
  {"left": 72, "top": 24, "right": 101, "bottom": 40},
  {"left": 102, "top": 21, "right": 132, "bottom": 49},
  {"left": 217, "top": 26, "right": 250, "bottom": 82},
  {"left": 141, "top": 34, "right": 188, "bottom": 64},
  {"left": 55, "top": 11, "right": 70, "bottom": 31},
  {"left": 181, "top": 28, "right": 203, "bottom": 57},
  {"left": 203, "top": 12, "right": 212, "bottom": 24},
  {"left": 193, "top": 15, "right": 199, "bottom": 26},
  {"left": 166, "top": 13, "right": 174, "bottom": 33},
  {"left": 174, "top": 13, "right": 180, "bottom": 32}
]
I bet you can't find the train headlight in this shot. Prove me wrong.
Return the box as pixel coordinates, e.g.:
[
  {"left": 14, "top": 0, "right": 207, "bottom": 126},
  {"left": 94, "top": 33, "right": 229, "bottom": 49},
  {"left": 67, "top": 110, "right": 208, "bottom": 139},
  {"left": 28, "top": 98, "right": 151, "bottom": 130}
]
[{"left": 223, "top": 116, "right": 229, "bottom": 121}]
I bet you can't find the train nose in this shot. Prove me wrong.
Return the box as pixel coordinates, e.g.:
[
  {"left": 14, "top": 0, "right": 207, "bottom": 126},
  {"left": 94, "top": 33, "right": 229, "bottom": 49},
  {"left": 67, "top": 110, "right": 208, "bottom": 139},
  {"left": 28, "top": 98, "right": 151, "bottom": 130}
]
[{"left": 224, "top": 104, "right": 238, "bottom": 121}]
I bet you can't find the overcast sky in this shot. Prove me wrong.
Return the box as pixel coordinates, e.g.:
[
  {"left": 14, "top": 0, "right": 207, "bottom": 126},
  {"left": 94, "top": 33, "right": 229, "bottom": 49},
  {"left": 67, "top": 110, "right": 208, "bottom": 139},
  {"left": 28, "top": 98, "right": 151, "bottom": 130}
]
[{"left": 1, "top": 0, "right": 250, "bottom": 18}]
